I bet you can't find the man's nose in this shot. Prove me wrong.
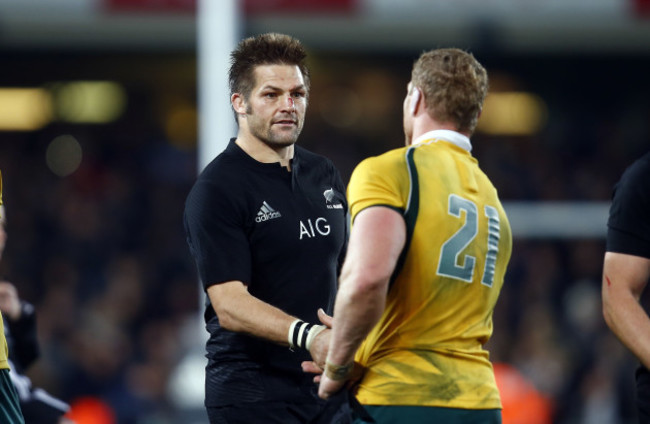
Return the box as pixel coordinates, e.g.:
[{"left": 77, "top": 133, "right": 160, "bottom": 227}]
[{"left": 284, "top": 96, "right": 295, "bottom": 110}]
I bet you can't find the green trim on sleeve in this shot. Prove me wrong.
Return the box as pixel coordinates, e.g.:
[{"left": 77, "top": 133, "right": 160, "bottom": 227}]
[
  {"left": 389, "top": 147, "right": 419, "bottom": 290},
  {"left": 350, "top": 204, "right": 404, "bottom": 225}
]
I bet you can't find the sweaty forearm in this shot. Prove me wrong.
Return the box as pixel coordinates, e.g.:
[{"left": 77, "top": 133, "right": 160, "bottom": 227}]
[
  {"left": 603, "top": 252, "right": 650, "bottom": 369},
  {"left": 604, "top": 290, "right": 650, "bottom": 369},
  {"left": 326, "top": 206, "right": 404, "bottom": 367},
  {"left": 208, "top": 281, "right": 295, "bottom": 346},
  {"left": 327, "top": 275, "right": 386, "bottom": 366}
]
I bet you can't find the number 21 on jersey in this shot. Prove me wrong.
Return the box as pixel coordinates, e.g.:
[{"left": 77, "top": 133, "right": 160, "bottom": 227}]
[{"left": 436, "top": 194, "right": 500, "bottom": 287}]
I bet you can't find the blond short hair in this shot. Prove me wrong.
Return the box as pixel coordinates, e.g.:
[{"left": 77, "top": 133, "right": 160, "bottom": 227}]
[{"left": 411, "top": 48, "right": 488, "bottom": 134}]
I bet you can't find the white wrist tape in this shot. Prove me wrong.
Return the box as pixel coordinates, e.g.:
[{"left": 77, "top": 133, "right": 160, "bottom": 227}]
[
  {"left": 288, "top": 319, "right": 302, "bottom": 350},
  {"left": 305, "top": 324, "right": 326, "bottom": 351},
  {"left": 288, "top": 320, "right": 325, "bottom": 351}
]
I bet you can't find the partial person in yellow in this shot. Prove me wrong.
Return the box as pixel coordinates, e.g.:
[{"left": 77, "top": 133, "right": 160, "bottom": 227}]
[
  {"left": 307, "top": 48, "right": 513, "bottom": 424},
  {"left": 0, "top": 171, "right": 25, "bottom": 423}
]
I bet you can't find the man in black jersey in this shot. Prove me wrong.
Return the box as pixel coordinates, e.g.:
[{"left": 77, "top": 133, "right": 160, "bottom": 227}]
[
  {"left": 602, "top": 152, "right": 650, "bottom": 424},
  {"left": 184, "top": 33, "right": 348, "bottom": 424}
]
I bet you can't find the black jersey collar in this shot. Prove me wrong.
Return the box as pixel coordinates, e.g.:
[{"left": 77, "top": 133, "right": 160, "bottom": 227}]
[{"left": 227, "top": 138, "right": 298, "bottom": 175}]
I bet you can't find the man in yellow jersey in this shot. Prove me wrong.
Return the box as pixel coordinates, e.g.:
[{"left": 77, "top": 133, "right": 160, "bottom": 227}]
[
  {"left": 315, "top": 49, "right": 512, "bottom": 423},
  {"left": 0, "top": 172, "right": 26, "bottom": 423}
]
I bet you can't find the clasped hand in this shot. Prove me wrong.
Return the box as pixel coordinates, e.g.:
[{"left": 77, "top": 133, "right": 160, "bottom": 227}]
[{"left": 301, "top": 309, "right": 361, "bottom": 399}]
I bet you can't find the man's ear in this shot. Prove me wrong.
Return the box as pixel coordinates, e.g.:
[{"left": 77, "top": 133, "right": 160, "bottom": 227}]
[
  {"left": 232, "top": 93, "right": 247, "bottom": 116},
  {"left": 409, "top": 87, "right": 421, "bottom": 116}
]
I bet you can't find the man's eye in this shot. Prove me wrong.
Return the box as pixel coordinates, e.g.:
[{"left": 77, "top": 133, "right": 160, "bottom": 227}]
[
  {"left": 292, "top": 92, "right": 305, "bottom": 98},
  {"left": 264, "top": 93, "right": 277, "bottom": 98}
]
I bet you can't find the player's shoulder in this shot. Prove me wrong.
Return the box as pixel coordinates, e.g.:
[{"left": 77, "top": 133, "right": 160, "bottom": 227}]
[
  {"left": 356, "top": 146, "right": 410, "bottom": 172},
  {"left": 623, "top": 152, "right": 650, "bottom": 184},
  {"left": 295, "top": 145, "right": 335, "bottom": 168},
  {"left": 197, "top": 144, "right": 246, "bottom": 181},
  {"left": 614, "top": 152, "right": 650, "bottom": 198},
  {"left": 294, "top": 145, "right": 343, "bottom": 184},
  {"left": 187, "top": 151, "right": 241, "bottom": 204}
]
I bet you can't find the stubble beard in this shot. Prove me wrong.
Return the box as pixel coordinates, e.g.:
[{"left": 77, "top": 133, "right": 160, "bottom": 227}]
[
  {"left": 262, "top": 121, "right": 303, "bottom": 149},
  {"left": 247, "top": 106, "right": 304, "bottom": 149}
]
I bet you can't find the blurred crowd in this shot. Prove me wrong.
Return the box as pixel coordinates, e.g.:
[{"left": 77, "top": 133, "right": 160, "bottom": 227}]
[
  {"left": 0, "top": 121, "right": 201, "bottom": 423},
  {"left": 0, "top": 51, "right": 649, "bottom": 424}
]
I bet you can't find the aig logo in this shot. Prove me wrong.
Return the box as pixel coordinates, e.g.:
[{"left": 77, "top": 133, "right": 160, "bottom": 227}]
[{"left": 299, "top": 218, "right": 330, "bottom": 240}]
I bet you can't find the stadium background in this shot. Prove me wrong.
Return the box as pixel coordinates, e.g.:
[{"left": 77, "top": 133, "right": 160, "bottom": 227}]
[{"left": 0, "top": 0, "right": 650, "bottom": 422}]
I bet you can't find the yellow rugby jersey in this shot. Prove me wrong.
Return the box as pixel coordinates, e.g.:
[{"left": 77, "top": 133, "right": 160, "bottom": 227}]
[
  {"left": 0, "top": 171, "right": 9, "bottom": 370},
  {"left": 348, "top": 130, "right": 512, "bottom": 409}
]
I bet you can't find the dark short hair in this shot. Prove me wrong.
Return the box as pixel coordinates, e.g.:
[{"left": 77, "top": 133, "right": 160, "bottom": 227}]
[
  {"left": 411, "top": 48, "right": 488, "bottom": 135},
  {"left": 229, "top": 33, "right": 310, "bottom": 100}
]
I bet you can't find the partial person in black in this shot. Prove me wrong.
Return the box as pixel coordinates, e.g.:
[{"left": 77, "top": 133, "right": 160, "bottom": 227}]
[
  {"left": 602, "top": 152, "right": 650, "bottom": 424},
  {"left": 184, "top": 33, "right": 348, "bottom": 424}
]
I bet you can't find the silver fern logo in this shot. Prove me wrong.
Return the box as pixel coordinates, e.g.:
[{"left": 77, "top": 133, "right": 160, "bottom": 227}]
[{"left": 323, "top": 188, "right": 343, "bottom": 209}]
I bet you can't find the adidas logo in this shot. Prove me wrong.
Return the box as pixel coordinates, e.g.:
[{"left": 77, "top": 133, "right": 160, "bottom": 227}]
[{"left": 255, "top": 201, "right": 282, "bottom": 223}]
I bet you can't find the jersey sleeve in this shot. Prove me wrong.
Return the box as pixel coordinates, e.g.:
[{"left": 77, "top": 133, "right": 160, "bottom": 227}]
[
  {"left": 328, "top": 160, "right": 349, "bottom": 275},
  {"left": 347, "top": 153, "right": 407, "bottom": 223},
  {"left": 607, "top": 156, "right": 650, "bottom": 259},
  {"left": 0, "top": 170, "right": 7, "bottom": 368},
  {"left": 184, "top": 179, "right": 252, "bottom": 290}
]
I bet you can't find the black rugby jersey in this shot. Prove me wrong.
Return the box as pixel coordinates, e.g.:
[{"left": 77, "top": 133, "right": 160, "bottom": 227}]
[
  {"left": 607, "top": 151, "right": 650, "bottom": 259},
  {"left": 184, "top": 139, "right": 347, "bottom": 407}
]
